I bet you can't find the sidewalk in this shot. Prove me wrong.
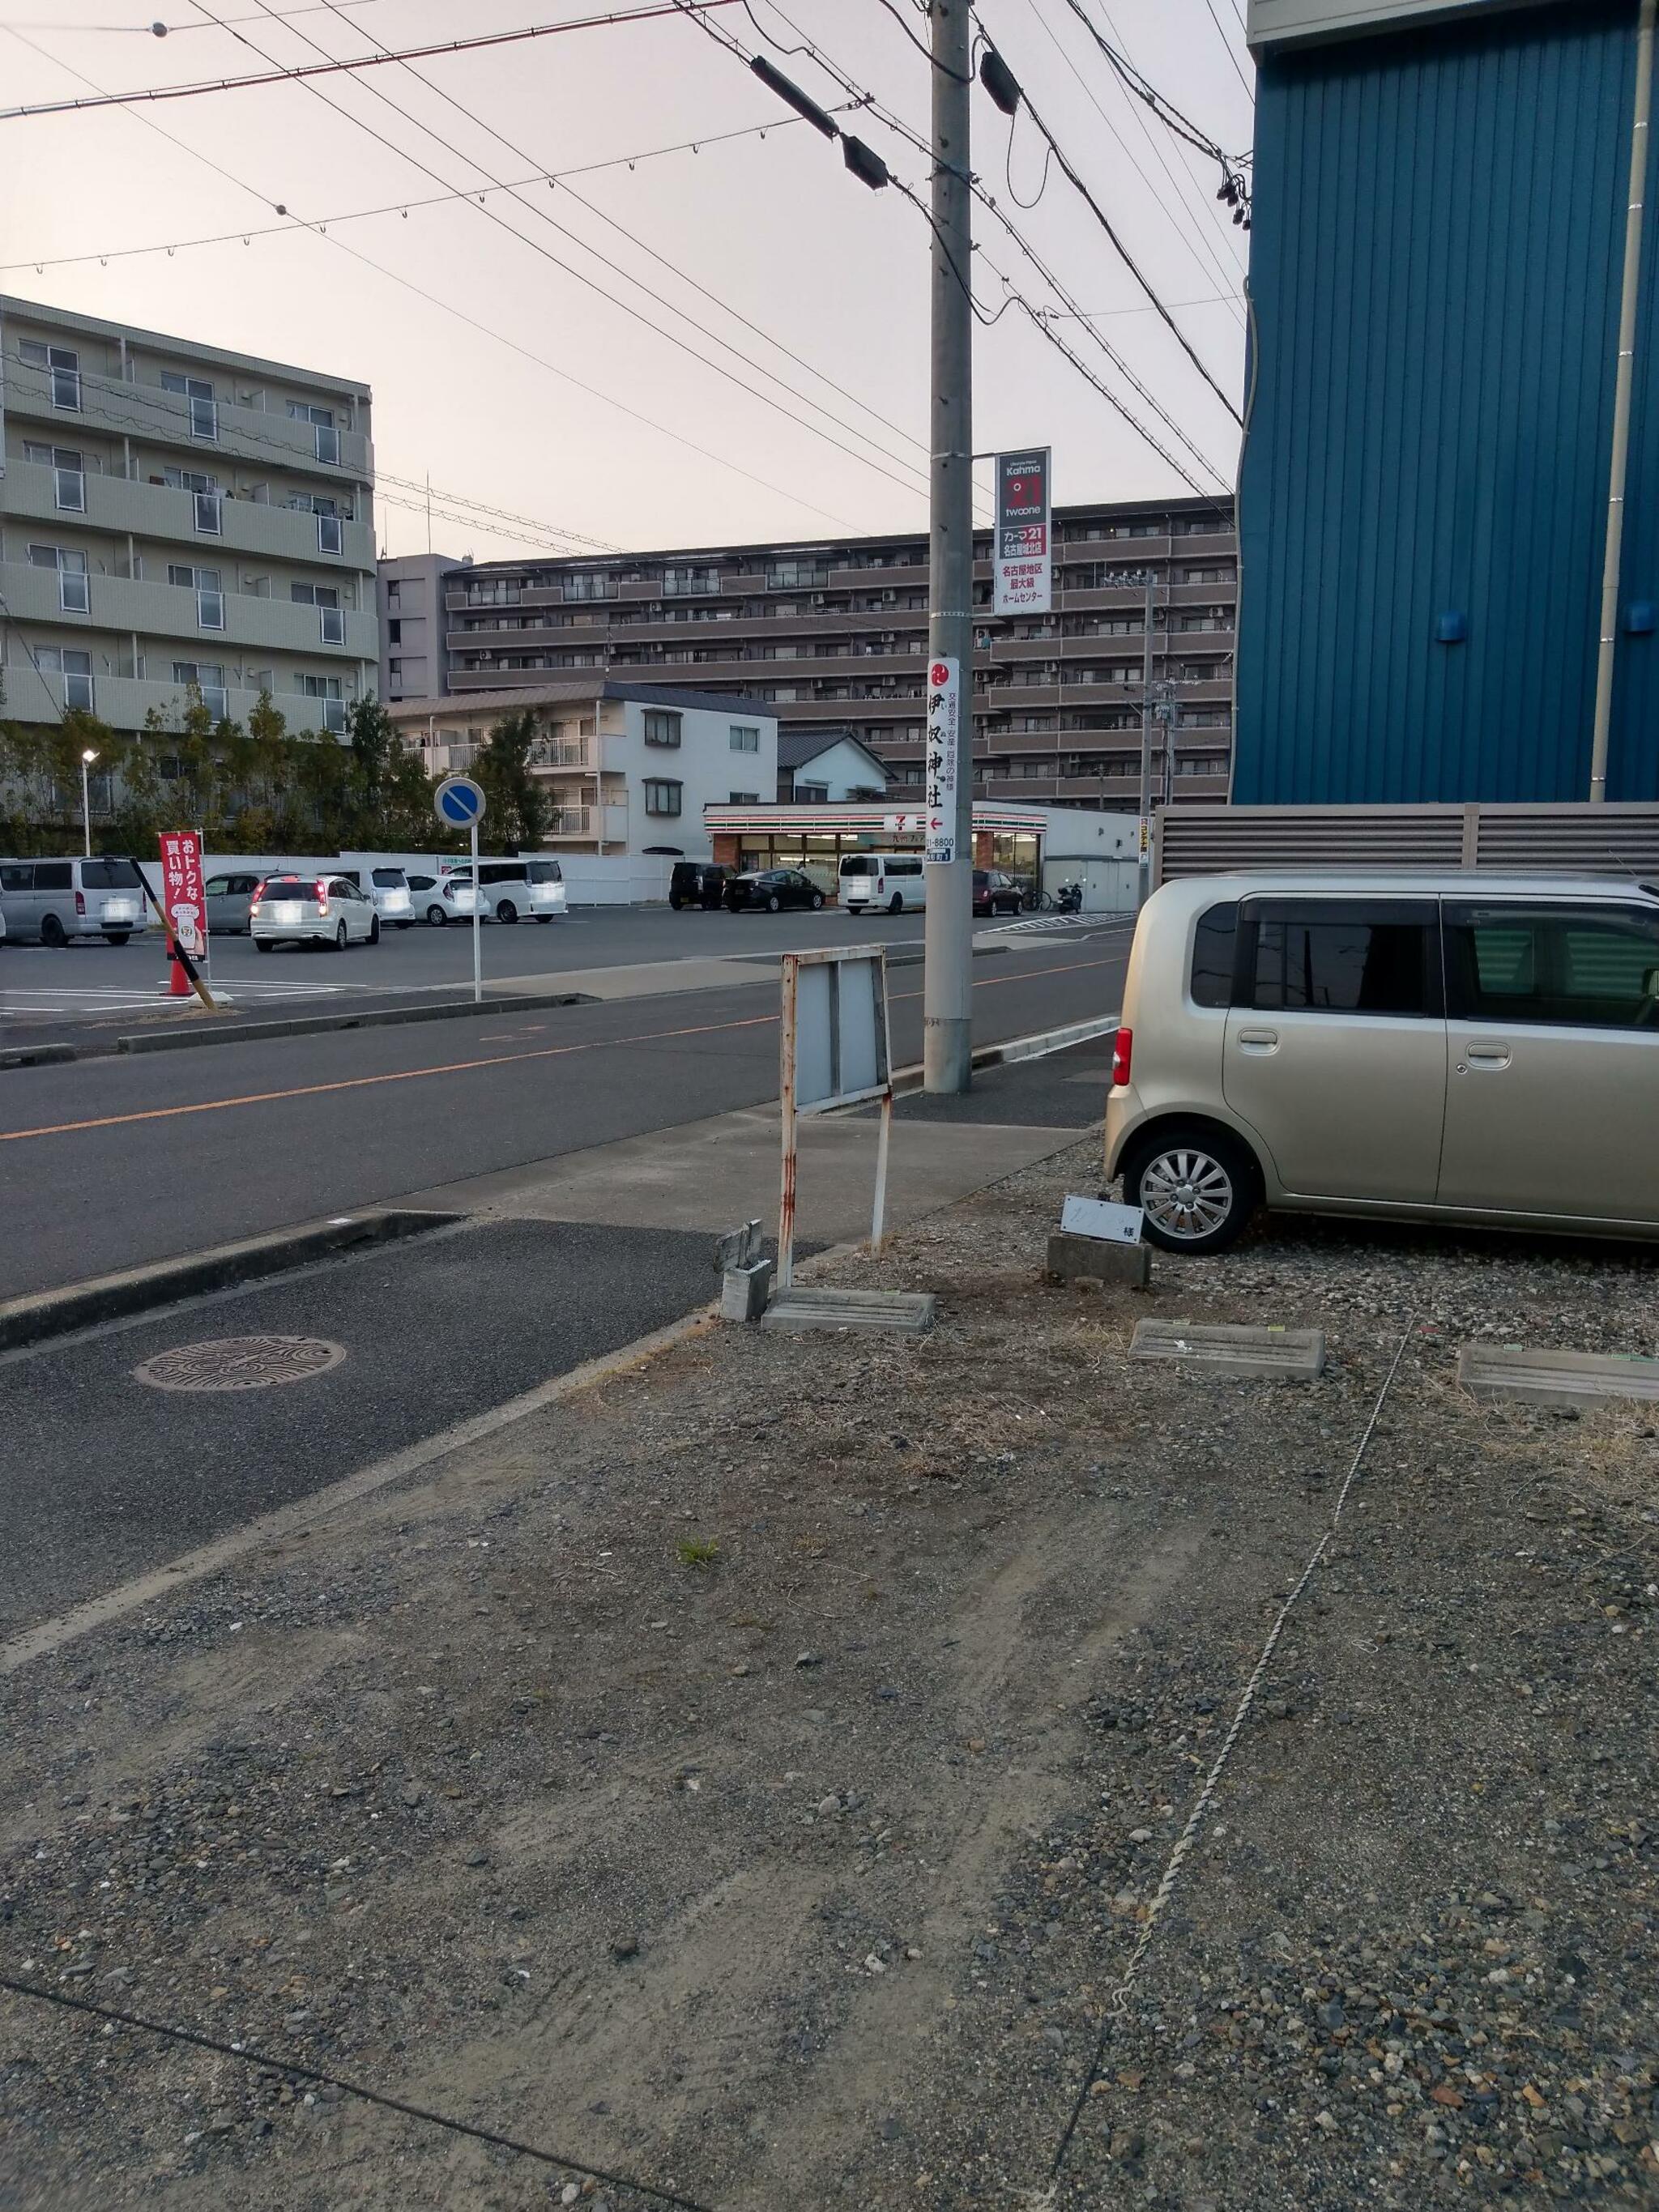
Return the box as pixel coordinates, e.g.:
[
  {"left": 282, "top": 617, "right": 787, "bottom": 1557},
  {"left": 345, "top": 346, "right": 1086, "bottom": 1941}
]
[{"left": 2, "top": 1125, "right": 1655, "bottom": 2210}]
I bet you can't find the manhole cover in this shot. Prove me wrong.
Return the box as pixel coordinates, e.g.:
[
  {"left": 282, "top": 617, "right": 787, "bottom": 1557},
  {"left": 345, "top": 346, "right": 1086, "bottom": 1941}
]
[{"left": 132, "top": 1336, "right": 347, "bottom": 1392}]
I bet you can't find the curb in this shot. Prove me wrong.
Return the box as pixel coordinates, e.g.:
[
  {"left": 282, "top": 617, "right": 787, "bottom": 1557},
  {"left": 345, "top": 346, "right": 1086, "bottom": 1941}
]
[
  {"left": 115, "top": 990, "right": 597, "bottom": 1056},
  {"left": 0, "top": 1208, "right": 458, "bottom": 1353},
  {"left": 887, "top": 1011, "right": 1119, "bottom": 1096},
  {"left": 0, "top": 1042, "right": 77, "bottom": 1070}
]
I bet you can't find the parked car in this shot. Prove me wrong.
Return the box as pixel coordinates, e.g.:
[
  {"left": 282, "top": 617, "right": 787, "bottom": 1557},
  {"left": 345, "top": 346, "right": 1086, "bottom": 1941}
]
[
  {"left": 725, "top": 867, "right": 825, "bottom": 914},
  {"left": 0, "top": 855, "right": 149, "bottom": 945},
  {"left": 249, "top": 872, "right": 380, "bottom": 951},
  {"left": 203, "top": 870, "right": 262, "bottom": 935},
  {"left": 447, "top": 858, "right": 566, "bottom": 923},
  {"left": 670, "top": 860, "right": 732, "bottom": 910},
  {"left": 838, "top": 851, "right": 928, "bottom": 914},
  {"left": 973, "top": 868, "right": 1025, "bottom": 917},
  {"left": 1107, "top": 871, "right": 1659, "bottom": 1253},
  {"left": 406, "top": 870, "right": 487, "bottom": 927},
  {"left": 365, "top": 864, "right": 416, "bottom": 928}
]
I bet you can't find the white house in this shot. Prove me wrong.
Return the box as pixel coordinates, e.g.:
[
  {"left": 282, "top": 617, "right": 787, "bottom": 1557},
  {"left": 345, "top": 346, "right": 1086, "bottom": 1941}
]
[
  {"left": 388, "top": 679, "right": 778, "bottom": 857},
  {"left": 778, "top": 727, "right": 889, "bottom": 802}
]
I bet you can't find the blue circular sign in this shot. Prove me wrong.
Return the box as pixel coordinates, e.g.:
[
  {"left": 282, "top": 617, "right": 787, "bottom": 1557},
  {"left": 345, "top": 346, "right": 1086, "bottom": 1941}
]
[{"left": 435, "top": 775, "right": 485, "bottom": 829}]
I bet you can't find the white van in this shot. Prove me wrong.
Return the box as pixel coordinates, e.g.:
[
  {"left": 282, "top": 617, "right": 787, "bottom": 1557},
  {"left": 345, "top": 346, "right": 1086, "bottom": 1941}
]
[
  {"left": 449, "top": 858, "right": 567, "bottom": 923},
  {"left": 839, "top": 852, "right": 928, "bottom": 915},
  {"left": 0, "top": 855, "right": 151, "bottom": 945}
]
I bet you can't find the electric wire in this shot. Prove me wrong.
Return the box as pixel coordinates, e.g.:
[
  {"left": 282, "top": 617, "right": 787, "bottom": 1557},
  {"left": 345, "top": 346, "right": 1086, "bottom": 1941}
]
[{"left": 1201, "top": 0, "right": 1255, "bottom": 100}]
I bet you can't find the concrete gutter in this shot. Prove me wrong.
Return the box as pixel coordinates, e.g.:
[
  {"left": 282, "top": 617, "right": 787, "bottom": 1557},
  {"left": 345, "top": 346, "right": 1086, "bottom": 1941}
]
[{"left": 0, "top": 1207, "right": 458, "bottom": 1353}]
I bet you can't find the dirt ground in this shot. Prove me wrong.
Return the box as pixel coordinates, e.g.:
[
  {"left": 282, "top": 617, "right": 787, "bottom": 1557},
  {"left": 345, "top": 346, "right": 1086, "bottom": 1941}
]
[{"left": 2, "top": 1140, "right": 1657, "bottom": 2211}]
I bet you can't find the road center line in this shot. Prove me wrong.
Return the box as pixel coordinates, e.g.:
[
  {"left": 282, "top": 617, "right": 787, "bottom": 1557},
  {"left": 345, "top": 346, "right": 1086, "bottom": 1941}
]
[{"left": 0, "top": 955, "right": 1122, "bottom": 1144}]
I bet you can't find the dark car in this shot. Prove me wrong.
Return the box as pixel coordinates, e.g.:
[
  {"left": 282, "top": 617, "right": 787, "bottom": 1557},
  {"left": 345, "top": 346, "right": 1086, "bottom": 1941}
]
[
  {"left": 973, "top": 868, "right": 1025, "bottom": 917},
  {"left": 669, "top": 860, "right": 731, "bottom": 910},
  {"left": 725, "top": 867, "right": 825, "bottom": 914}
]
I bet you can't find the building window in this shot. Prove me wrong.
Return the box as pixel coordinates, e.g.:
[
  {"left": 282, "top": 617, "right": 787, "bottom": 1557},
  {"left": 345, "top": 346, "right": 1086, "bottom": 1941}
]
[
  {"left": 21, "top": 339, "right": 82, "bottom": 411},
  {"left": 796, "top": 782, "right": 829, "bottom": 802},
  {"left": 162, "top": 370, "right": 218, "bottom": 441},
  {"left": 386, "top": 580, "right": 402, "bottom": 612},
  {"left": 729, "top": 723, "right": 760, "bottom": 752},
  {"left": 643, "top": 778, "right": 682, "bottom": 817},
  {"left": 729, "top": 790, "right": 761, "bottom": 803},
  {"left": 1181, "top": 565, "right": 1235, "bottom": 583},
  {"left": 766, "top": 558, "right": 830, "bottom": 590},
  {"left": 35, "top": 444, "right": 86, "bottom": 512},
  {"left": 38, "top": 646, "right": 93, "bottom": 712},
  {"left": 663, "top": 565, "right": 719, "bottom": 597},
  {"left": 318, "top": 512, "right": 343, "bottom": 556},
  {"left": 28, "top": 543, "right": 89, "bottom": 615},
  {"left": 194, "top": 489, "right": 222, "bottom": 535},
  {"left": 301, "top": 671, "right": 346, "bottom": 735},
  {"left": 643, "top": 709, "right": 682, "bottom": 748},
  {"left": 173, "top": 662, "right": 228, "bottom": 718},
  {"left": 561, "top": 573, "right": 616, "bottom": 603},
  {"left": 288, "top": 400, "right": 339, "bottom": 464}
]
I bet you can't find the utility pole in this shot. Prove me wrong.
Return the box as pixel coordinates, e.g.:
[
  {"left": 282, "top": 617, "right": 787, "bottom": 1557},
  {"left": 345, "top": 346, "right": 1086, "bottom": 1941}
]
[
  {"left": 1137, "top": 569, "right": 1156, "bottom": 906},
  {"left": 923, "top": 0, "right": 975, "bottom": 1093}
]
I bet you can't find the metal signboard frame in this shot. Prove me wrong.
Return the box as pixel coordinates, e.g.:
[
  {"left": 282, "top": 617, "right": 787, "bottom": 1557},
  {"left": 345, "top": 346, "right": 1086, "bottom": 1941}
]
[
  {"left": 434, "top": 774, "right": 487, "bottom": 1004},
  {"left": 992, "top": 446, "right": 1052, "bottom": 616},
  {"left": 778, "top": 944, "right": 893, "bottom": 1290}
]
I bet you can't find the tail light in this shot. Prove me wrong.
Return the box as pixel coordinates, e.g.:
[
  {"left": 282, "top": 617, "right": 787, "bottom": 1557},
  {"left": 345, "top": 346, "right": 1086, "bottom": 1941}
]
[
  {"left": 251, "top": 879, "right": 268, "bottom": 901},
  {"left": 1111, "top": 1027, "right": 1133, "bottom": 1087},
  {"left": 75, "top": 890, "right": 87, "bottom": 915},
  {"left": 316, "top": 893, "right": 330, "bottom": 915}
]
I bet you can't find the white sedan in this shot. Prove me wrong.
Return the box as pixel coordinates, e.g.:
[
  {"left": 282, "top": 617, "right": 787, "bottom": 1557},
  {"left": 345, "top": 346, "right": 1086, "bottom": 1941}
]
[{"left": 250, "top": 872, "right": 381, "bottom": 951}]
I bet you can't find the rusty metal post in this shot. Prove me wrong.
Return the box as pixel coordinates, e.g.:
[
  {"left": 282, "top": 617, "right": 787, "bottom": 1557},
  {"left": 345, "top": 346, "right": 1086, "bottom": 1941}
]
[
  {"left": 778, "top": 951, "right": 799, "bottom": 1290},
  {"left": 872, "top": 1091, "right": 893, "bottom": 1253}
]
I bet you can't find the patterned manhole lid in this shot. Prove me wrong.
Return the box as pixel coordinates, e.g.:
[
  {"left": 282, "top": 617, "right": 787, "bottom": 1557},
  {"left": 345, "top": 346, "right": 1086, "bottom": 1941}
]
[{"left": 132, "top": 1336, "right": 347, "bottom": 1392}]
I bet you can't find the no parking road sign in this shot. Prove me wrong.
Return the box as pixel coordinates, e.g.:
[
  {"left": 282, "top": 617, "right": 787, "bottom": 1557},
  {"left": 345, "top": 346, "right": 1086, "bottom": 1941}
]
[{"left": 434, "top": 774, "right": 486, "bottom": 829}]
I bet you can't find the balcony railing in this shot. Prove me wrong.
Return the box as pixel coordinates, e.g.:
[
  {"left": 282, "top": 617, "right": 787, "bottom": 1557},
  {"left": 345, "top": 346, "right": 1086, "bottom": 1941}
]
[
  {"left": 527, "top": 739, "right": 591, "bottom": 769},
  {"left": 546, "top": 806, "right": 592, "bottom": 837}
]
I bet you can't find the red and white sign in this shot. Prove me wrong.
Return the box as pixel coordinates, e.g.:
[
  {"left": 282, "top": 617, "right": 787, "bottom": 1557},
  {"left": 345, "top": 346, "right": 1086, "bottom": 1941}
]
[
  {"left": 883, "top": 811, "right": 929, "bottom": 834},
  {"left": 923, "top": 656, "right": 961, "bottom": 865},
  {"left": 993, "top": 445, "right": 1052, "bottom": 616},
  {"left": 157, "top": 829, "right": 207, "bottom": 980}
]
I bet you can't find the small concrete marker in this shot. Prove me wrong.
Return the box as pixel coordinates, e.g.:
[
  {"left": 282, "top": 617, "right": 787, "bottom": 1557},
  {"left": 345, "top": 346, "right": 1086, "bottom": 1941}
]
[
  {"left": 1046, "top": 1231, "right": 1149, "bottom": 1289},
  {"left": 1456, "top": 1341, "right": 1659, "bottom": 1408},
  {"left": 721, "top": 1259, "right": 773, "bottom": 1323},
  {"left": 1130, "top": 1318, "right": 1325, "bottom": 1381},
  {"left": 761, "top": 1287, "right": 936, "bottom": 1336}
]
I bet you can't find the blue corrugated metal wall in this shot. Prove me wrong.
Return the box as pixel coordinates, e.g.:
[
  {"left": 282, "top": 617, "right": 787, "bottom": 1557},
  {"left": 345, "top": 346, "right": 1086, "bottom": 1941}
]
[{"left": 1235, "top": 2, "right": 1657, "bottom": 803}]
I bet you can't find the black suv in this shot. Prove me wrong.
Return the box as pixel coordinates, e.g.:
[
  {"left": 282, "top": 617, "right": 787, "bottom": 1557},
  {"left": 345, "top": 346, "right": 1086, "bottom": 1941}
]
[{"left": 669, "top": 861, "right": 732, "bottom": 910}]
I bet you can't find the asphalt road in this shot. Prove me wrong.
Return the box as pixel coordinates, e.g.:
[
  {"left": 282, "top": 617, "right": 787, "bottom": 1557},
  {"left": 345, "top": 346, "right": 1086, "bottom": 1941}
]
[{"left": 0, "top": 937, "right": 1128, "bottom": 1301}]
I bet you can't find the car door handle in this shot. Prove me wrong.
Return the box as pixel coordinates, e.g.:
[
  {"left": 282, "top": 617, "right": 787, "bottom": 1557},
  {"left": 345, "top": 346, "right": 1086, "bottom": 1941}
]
[
  {"left": 1462, "top": 1043, "right": 1512, "bottom": 1070},
  {"left": 1236, "top": 1027, "right": 1279, "bottom": 1052}
]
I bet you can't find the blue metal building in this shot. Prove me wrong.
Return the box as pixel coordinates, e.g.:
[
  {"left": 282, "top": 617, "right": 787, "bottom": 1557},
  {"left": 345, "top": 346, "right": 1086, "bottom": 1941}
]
[{"left": 1236, "top": 0, "right": 1659, "bottom": 803}]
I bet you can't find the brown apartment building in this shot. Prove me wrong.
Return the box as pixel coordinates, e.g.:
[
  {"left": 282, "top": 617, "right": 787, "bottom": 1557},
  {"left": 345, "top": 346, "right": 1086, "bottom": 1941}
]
[{"left": 383, "top": 494, "right": 1236, "bottom": 808}]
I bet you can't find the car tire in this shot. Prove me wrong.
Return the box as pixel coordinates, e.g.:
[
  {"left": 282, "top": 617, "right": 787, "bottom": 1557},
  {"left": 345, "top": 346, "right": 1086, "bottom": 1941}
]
[
  {"left": 497, "top": 900, "right": 518, "bottom": 924},
  {"left": 255, "top": 938, "right": 275, "bottom": 954},
  {"left": 810, "top": 890, "right": 825, "bottom": 910},
  {"left": 889, "top": 893, "right": 903, "bottom": 915},
  {"left": 41, "top": 914, "right": 67, "bottom": 948},
  {"left": 427, "top": 906, "right": 448, "bottom": 927},
  {"left": 369, "top": 916, "right": 381, "bottom": 945},
  {"left": 104, "top": 931, "right": 131, "bottom": 946},
  {"left": 1121, "top": 1124, "right": 1260, "bottom": 1255},
  {"left": 767, "top": 893, "right": 782, "bottom": 913},
  {"left": 334, "top": 920, "right": 348, "bottom": 951},
  {"left": 670, "top": 894, "right": 684, "bottom": 911}
]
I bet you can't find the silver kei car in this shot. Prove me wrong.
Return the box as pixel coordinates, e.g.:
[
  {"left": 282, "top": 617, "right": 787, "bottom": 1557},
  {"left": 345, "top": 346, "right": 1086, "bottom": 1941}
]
[{"left": 249, "top": 872, "right": 381, "bottom": 952}]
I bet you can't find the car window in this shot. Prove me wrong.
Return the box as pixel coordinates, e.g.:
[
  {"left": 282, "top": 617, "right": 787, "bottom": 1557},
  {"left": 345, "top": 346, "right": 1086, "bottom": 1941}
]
[
  {"left": 526, "top": 860, "right": 561, "bottom": 884},
  {"left": 204, "top": 876, "right": 228, "bottom": 896},
  {"left": 0, "top": 864, "right": 32, "bottom": 892},
  {"left": 1190, "top": 902, "right": 1239, "bottom": 1008},
  {"left": 372, "top": 867, "right": 405, "bottom": 888},
  {"left": 407, "top": 874, "right": 434, "bottom": 892},
  {"left": 81, "top": 859, "right": 143, "bottom": 889},
  {"left": 1445, "top": 902, "right": 1659, "bottom": 1030},
  {"left": 35, "top": 861, "right": 73, "bottom": 892},
  {"left": 1246, "top": 899, "right": 1436, "bottom": 1017},
  {"left": 270, "top": 878, "right": 320, "bottom": 900}
]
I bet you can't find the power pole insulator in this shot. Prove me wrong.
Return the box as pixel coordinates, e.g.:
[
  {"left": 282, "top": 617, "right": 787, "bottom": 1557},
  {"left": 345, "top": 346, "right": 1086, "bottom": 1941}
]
[
  {"left": 841, "top": 134, "right": 890, "bottom": 190},
  {"left": 979, "top": 47, "right": 1021, "bottom": 117}
]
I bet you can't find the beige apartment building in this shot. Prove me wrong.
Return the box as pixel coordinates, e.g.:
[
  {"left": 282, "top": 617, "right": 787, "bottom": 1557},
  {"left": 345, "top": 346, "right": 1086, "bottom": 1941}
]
[
  {"left": 399, "top": 495, "right": 1237, "bottom": 808},
  {"left": 0, "top": 295, "right": 376, "bottom": 741}
]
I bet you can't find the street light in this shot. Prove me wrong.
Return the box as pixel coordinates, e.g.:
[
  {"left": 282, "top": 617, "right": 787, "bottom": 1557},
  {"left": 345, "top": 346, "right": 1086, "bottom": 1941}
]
[{"left": 79, "top": 747, "right": 97, "bottom": 856}]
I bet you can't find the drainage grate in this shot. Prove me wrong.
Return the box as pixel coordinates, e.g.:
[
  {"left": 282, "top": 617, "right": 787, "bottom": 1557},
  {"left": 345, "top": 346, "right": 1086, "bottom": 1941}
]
[{"left": 132, "top": 1335, "right": 348, "bottom": 1392}]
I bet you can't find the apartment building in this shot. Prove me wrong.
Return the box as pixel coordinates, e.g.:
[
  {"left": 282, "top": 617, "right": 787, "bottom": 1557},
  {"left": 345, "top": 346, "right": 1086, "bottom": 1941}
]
[
  {"left": 391, "top": 495, "right": 1237, "bottom": 808},
  {"left": 0, "top": 296, "right": 376, "bottom": 741},
  {"left": 387, "top": 679, "right": 778, "bottom": 857},
  {"left": 378, "top": 549, "right": 458, "bottom": 705}
]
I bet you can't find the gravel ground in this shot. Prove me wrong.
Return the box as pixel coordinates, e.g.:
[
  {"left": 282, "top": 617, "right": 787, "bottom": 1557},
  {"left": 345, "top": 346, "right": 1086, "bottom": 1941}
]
[{"left": 2, "top": 1153, "right": 1656, "bottom": 2211}]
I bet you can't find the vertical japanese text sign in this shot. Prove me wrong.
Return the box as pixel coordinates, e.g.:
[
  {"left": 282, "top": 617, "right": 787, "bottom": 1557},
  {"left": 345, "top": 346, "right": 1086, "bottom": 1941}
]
[
  {"left": 923, "top": 655, "right": 961, "bottom": 865},
  {"left": 157, "top": 829, "right": 206, "bottom": 959},
  {"left": 993, "top": 446, "right": 1051, "bottom": 616}
]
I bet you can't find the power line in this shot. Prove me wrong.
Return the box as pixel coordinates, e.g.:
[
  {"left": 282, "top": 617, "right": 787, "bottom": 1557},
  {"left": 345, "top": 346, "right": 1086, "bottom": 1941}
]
[
  {"left": 2, "top": 24, "right": 858, "bottom": 531},
  {"left": 0, "top": 3, "right": 741, "bottom": 120},
  {"left": 1200, "top": 0, "right": 1254, "bottom": 101},
  {"left": 373, "top": 474, "right": 621, "bottom": 552},
  {"left": 181, "top": 0, "right": 934, "bottom": 507},
  {"left": 0, "top": 114, "right": 834, "bottom": 275}
]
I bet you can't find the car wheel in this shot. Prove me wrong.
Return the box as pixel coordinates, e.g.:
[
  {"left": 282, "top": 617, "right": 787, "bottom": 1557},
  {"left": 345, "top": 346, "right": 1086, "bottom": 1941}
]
[
  {"left": 104, "top": 931, "right": 131, "bottom": 946},
  {"left": 1122, "top": 1125, "right": 1259, "bottom": 1255},
  {"left": 333, "top": 920, "right": 348, "bottom": 951},
  {"left": 888, "top": 893, "right": 903, "bottom": 915},
  {"left": 369, "top": 916, "right": 381, "bottom": 945},
  {"left": 428, "top": 905, "right": 448, "bottom": 927},
  {"left": 670, "top": 894, "right": 683, "bottom": 911},
  {"left": 41, "top": 914, "right": 67, "bottom": 948},
  {"left": 767, "top": 893, "right": 782, "bottom": 913},
  {"left": 810, "top": 891, "right": 825, "bottom": 910},
  {"left": 497, "top": 900, "right": 518, "bottom": 924},
  {"left": 255, "top": 938, "right": 275, "bottom": 954}
]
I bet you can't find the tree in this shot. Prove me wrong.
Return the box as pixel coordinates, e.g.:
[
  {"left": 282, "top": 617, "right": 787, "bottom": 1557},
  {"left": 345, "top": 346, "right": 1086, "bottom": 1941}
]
[{"left": 475, "top": 707, "right": 547, "bottom": 850}]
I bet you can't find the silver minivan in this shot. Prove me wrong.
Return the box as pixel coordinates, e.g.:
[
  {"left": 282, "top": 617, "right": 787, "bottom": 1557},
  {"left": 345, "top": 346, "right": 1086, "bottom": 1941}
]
[
  {"left": 1107, "top": 872, "right": 1659, "bottom": 1251},
  {"left": 0, "top": 855, "right": 150, "bottom": 945}
]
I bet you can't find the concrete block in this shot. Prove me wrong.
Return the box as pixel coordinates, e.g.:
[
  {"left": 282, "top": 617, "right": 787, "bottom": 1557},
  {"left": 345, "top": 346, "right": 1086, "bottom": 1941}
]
[
  {"left": 1046, "top": 1230, "right": 1150, "bottom": 1289},
  {"left": 761, "top": 1288, "right": 936, "bottom": 1335},
  {"left": 1456, "top": 1341, "right": 1659, "bottom": 1408},
  {"left": 1130, "top": 1318, "right": 1325, "bottom": 1381},
  {"left": 720, "top": 1259, "right": 773, "bottom": 1323}
]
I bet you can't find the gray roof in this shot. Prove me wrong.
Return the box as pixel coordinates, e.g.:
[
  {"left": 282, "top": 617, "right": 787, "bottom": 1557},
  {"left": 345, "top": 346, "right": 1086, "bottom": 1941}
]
[
  {"left": 388, "top": 677, "right": 776, "bottom": 722},
  {"left": 777, "top": 727, "right": 887, "bottom": 774}
]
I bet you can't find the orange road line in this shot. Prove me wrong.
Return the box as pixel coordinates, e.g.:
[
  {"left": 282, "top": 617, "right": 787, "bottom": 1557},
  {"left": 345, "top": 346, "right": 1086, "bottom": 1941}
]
[{"left": 0, "top": 954, "right": 1123, "bottom": 1145}]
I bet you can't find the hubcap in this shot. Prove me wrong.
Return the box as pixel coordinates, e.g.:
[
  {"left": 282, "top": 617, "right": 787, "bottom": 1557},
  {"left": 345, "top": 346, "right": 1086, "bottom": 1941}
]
[{"left": 1140, "top": 1148, "right": 1234, "bottom": 1240}]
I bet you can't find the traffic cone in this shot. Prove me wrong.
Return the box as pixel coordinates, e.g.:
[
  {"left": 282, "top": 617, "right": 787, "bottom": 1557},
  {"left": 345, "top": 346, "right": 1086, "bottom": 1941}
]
[{"left": 168, "top": 936, "right": 190, "bottom": 996}]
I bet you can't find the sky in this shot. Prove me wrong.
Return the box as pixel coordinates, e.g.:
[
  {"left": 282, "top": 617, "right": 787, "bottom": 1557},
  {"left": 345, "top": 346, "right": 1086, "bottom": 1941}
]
[{"left": 2, "top": 0, "right": 1256, "bottom": 562}]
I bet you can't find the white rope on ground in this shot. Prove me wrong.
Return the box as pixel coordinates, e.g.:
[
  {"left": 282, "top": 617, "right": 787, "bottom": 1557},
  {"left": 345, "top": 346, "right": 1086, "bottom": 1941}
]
[{"left": 1026, "top": 1319, "right": 1418, "bottom": 2206}]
